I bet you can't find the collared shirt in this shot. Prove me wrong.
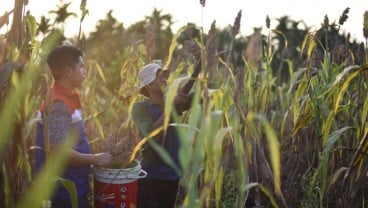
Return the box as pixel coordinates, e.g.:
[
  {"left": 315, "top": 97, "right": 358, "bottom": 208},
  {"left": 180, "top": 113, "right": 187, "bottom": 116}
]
[{"left": 132, "top": 99, "right": 180, "bottom": 180}]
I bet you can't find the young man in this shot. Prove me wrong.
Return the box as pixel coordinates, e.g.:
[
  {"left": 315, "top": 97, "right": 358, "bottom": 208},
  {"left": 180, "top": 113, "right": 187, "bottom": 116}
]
[
  {"left": 132, "top": 62, "right": 196, "bottom": 208},
  {"left": 34, "top": 45, "right": 112, "bottom": 208}
]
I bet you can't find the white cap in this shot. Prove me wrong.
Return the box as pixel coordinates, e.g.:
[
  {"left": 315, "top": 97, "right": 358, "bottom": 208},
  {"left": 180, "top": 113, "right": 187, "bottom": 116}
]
[{"left": 138, "top": 63, "right": 161, "bottom": 89}]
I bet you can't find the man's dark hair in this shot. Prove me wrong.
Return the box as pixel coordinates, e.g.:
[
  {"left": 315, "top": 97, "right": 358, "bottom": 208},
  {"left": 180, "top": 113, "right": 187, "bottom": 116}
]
[{"left": 46, "top": 45, "right": 83, "bottom": 79}]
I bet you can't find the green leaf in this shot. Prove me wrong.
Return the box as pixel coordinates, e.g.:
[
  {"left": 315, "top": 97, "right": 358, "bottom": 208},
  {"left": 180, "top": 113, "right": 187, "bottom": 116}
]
[
  {"left": 248, "top": 113, "right": 281, "bottom": 196},
  {"left": 288, "top": 67, "right": 308, "bottom": 95},
  {"left": 17, "top": 132, "right": 79, "bottom": 208},
  {"left": 129, "top": 126, "right": 164, "bottom": 163},
  {"left": 59, "top": 178, "right": 78, "bottom": 208},
  {"left": 301, "top": 34, "right": 315, "bottom": 59},
  {"left": 333, "top": 66, "right": 366, "bottom": 113},
  {"left": 321, "top": 111, "right": 335, "bottom": 145},
  {"left": 177, "top": 88, "right": 202, "bottom": 172},
  {"left": 164, "top": 25, "right": 191, "bottom": 69},
  {"left": 317, "top": 65, "right": 362, "bottom": 99},
  {"left": 291, "top": 112, "right": 313, "bottom": 137},
  {"left": 95, "top": 63, "right": 106, "bottom": 82},
  {"left": 325, "top": 167, "right": 348, "bottom": 194},
  {"left": 215, "top": 167, "right": 224, "bottom": 208},
  {"left": 148, "top": 139, "right": 181, "bottom": 175},
  {"left": 164, "top": 75, "right": 186, "bottom": 130},
  {"left": 0, "top": 30, "right": 61, "bottom": 154},
  {"left": 243, "top": 182, "right": 279, "bottom": 208},
  {"left": 258, "top": 184, "right": 280, "bottom": 208},
  {"left": 321, "top": 126, "right": 354, "bottom": 192},
  {"left": 361, "top": 98, "right": 368, "bottom": 136},
  {"left": 26, "top": 15, "right": 37, "bottom": 41}
]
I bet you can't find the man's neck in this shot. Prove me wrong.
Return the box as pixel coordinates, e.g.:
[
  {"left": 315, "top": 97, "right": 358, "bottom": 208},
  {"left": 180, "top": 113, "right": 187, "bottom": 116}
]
[
  {"left": 55, "top": 80, "right": 74, "bottom": 92},
  {"left": 148, "top": 93, "right": 164, "bottom": 106}
]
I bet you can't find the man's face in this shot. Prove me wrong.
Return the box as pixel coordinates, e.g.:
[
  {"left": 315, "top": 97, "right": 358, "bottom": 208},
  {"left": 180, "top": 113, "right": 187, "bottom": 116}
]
[
  {"left": 68, "top": 56, "right": 86, "bottom": 88},
  {"left": 147, "top": 69, "right": 167, "bottom": 94}
]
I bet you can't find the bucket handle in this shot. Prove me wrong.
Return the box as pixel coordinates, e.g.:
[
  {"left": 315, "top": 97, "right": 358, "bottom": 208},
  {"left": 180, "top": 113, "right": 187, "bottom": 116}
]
[
  {"left": 123, "top": 169, "right": 147, "bottom": 179},
  {"left": 135, "top": 169, "right": 147, "bottom": 179}
]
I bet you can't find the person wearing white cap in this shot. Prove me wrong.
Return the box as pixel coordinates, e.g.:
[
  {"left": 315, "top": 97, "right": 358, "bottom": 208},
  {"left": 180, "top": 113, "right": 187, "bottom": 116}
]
[{"left": 132, "top": 61, "right": 199, "bottom": 208}]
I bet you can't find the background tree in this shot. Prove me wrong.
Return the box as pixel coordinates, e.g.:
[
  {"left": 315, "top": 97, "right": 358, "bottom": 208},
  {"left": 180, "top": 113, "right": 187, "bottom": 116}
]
[
  {"left": 271, "top": 16, "right": 310, "bottom": 81},
  {"left": 143, "top": 8, "right": 174, "bottom": 59},
  {"left": 48, "top": 2, "right": 76, "bottom": 29},
  {"left": 7, "top": 0, "right": 25, "bottom": 48}
]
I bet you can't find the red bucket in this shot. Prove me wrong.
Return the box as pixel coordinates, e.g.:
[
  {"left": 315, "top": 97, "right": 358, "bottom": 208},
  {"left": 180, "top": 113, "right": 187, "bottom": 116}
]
[{"left": 93, "top": 160, "right": 147, "bottom": 208}]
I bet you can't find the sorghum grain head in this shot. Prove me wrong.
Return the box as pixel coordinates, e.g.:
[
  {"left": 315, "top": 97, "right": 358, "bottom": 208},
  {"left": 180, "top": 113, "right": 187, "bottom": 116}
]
[
  {"left": 200, "top": 0, "right": 205, "bottom": 7},
  {"left": 363, "top": 11, "right": 368, "bottom": 39},
  {"left": 323, "top": 15, "right": 329, "bottom": 30},
  {"left": 356, "top": 42, "right": 366, "bottom": 65},
  {"left": 206, "top": 20, "right": 217, "bottom": 69},
  {"left": 338, "top": 7, "right": 350, "bottom": 26},
  {"left": 266, "top": 15, "right": 270, "bottom": 29},
  {"left": 230, "top": 10, "right": 242, "bottom": 38}
]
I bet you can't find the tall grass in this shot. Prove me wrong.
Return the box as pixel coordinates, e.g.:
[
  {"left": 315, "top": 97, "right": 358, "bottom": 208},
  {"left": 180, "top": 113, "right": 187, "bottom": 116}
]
[{"left": 0, "top": 23, "right": 63, "bottom": 206}]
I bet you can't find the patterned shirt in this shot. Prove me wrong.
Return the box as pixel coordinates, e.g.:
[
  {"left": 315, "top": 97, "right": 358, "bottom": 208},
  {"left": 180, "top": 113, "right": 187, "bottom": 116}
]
[{"left": 44, "top": 101, "right": 71, "bottom": 143}]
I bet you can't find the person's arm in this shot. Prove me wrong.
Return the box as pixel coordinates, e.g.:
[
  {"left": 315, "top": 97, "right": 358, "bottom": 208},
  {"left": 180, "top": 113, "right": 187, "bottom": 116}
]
[
  {"left": 45, "top": 102, "right": 112, "bottom": 167},
  {"left": 49, "top": 144, "right": 111, "bottom": 167},
  {"left": 174, "top": 60, "right": 201, "bottom": 112},
  {"left": 178, "top": 60, "right": 201, "bottom": 95}
]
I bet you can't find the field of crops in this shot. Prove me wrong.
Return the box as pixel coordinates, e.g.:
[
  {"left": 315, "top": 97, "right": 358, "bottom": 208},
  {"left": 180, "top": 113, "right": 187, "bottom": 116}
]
[{"left": 1, "top": 1, "right": 368, "bottom": 207}]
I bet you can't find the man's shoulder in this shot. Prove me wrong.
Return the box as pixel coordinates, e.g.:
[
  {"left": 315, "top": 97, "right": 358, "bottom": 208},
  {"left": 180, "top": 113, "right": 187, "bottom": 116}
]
[
  {"left": 133, "top": 100, "right": 150, "bottom": 109},
  {"left": 132, "top": 100, "right": 150, "bottom": 114},
  {"left": 43, "top": 100, "right": 69, "bottom": 114}
]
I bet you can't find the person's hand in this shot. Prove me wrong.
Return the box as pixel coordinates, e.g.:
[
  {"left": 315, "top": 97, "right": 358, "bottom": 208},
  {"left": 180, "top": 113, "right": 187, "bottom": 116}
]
[
  {"left": 174, "top": 93, "right": 189, "bottom": 109},
  {"left": 174, "top": 93, "right": 193, "bottom": 112},
  {"left": 93, "top": 152, "right": 113, "bottom": 167}
]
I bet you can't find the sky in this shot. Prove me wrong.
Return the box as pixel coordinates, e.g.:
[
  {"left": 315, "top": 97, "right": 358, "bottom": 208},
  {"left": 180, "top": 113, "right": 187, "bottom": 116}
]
[{"left": 1, "top": 0, "right": 367, "bottom": 43}]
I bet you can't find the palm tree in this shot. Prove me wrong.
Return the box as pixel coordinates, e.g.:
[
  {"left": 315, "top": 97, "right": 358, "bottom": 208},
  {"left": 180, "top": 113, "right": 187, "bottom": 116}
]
[
  {"left": 37, "top": 16, "right": 51, "bottom": 36},
  {"left": 86, "top": 10, "right": 126, "bottom": 92},
  {"left": 48, "top": 2, "right": 76, "bottom": 31},
  {"left": 87, "top": 10, "right": 125, "bottom": 66}
]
